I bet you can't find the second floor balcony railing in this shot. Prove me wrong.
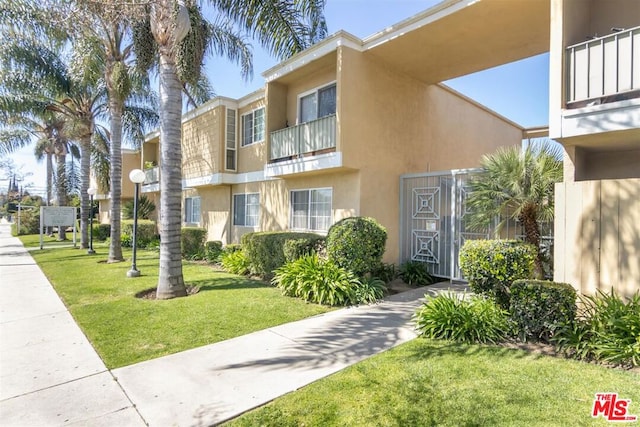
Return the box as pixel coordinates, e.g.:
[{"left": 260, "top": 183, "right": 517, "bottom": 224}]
[
  {"left": 144, "top": 166, "right": 159, "bottom": 185},
  {"left": 270, "top": 114, "right": 336, "bottom": 162},
  {"left": 566, "top": 26, "right": 640, "bottom": 106}
]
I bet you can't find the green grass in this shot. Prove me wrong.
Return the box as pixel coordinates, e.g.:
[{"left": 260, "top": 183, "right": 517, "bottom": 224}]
[
  {"left": 227, "top": 339, "right": 640, "bottom": 427},
  {"left": 20, "top": 235, "right": 331, "bottom": 368}
]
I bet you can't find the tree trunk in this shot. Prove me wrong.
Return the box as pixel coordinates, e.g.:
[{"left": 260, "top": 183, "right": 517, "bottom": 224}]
[
  {"left": 108, "top": 95, "right": 125, "bottom": 262},
  {"left": 55, "top": 152, "right": 67, "bottom": 241},
  {"left": 154, "top": 0, "right": 187, "bottom": 299},
  {"left": 46, "top": 152, "right": 53, "bottom": 235},
  {"left": 79, "top": 134, "right": 92, "bottom": 249},
  {"left": 520, "top": 206, "right": 544, "bottom": 279}
]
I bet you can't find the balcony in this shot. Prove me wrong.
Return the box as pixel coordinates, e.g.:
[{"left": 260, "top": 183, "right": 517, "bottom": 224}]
[
  {"left": 269, "top": 114, "right": 336, "bottom": 162},
  {"left": 566, "top": 26, "right": 640, "bottom": 107},
  {"left": 144, "top": 167, "right": 159, "bottom": 184}
]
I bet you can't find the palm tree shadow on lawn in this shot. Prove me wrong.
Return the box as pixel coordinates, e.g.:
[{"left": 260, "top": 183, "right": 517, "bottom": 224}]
[{"left": 134, "top": 276, "right": 272, "bottom": 299}]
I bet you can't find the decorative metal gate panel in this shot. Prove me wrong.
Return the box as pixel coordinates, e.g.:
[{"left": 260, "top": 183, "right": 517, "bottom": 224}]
[{"left": 400, "top": 169, "right": 485, "bottom": 280}]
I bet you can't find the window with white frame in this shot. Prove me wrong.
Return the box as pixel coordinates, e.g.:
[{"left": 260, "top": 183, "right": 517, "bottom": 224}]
[
  {"left": 225, "top": 108, "right": 237, "bottom": 171},
  {"left": 233, "top": 193, "right": 259, "bottom": 227},
  {"left": 290, "top": 188, "right": 332, "bottom": 232},
  {"left": 241, "top": 107, "right": 265, "bottom": 147},
  {"left": 299, "top": 83, "right": 336, "bottom": 124},
  {"left": 184, "top": 196, "right": 201, "bottom": 224}
]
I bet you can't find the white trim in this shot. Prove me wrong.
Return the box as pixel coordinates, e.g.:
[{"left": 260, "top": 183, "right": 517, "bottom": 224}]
[
  {"left": 182, "top": 170, "right": 278, "bottom": 188},
  {"left": 265, "top": 152, "right": 342, "bottom": 178},
  {"left": 225, "top": 108, "right": 238, "bottom": 172},
  {"left": 141, "top": 183, "right": 160, "bottom": 193},
  {"left": 262, "top": 31, "right": 363, "bottom": 83},
  {"left": 362, "top": 0, "right": 474, "bottom": 50},
  {"left": 238, "top": 88, "right": 266, "bottom": 108},
  {"left": 182, "top": 97, "right": 239, "bottom": 124},
  {"left": 144, "top": 129, "right": 160, "bottom": 143}
]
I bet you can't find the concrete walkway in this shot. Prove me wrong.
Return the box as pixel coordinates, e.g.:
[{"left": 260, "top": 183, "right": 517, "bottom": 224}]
[{"left": 0, "top": 222, "right": 468, "bottom": 426}]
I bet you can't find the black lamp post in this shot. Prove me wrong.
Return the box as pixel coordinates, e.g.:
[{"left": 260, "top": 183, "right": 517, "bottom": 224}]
[
  {"left": 127, "top": 169, "right": 146, "bottom": 277},
  {"left": 87, "top": 187, "right": 97, "bottom": 254}
]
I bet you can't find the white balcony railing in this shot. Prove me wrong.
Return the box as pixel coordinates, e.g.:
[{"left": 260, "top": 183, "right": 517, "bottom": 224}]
[
  {"left": 566, "top": 26, "right": 640, "bottom": 105},
  {"left": 144, "top": 166, "right": 159, "bottom": 184},
  {"left": 270, "top": 114, "right": 336, "bottom": 162}
]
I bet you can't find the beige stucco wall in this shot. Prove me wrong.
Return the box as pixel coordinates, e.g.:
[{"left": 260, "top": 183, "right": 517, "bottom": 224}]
[
  {"left": 337, "top": 46, "right": 523, "bottom": 263},
  {"left": 198, "top": 186, "right": 231, "bottom": 243},
  {"left": 182, "top": 106, "right": 224, "bottom": 179},
  {"left": 237, "top": 97, "right": 268, "bottom": 173},
  {"left": 554, "top": 178, "right": 640, "bottom": 298}
]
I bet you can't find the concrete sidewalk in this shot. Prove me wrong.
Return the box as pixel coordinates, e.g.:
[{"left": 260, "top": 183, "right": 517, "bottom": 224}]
[{"left": 0, "top": 222, "right": 467, "bottom": 426}]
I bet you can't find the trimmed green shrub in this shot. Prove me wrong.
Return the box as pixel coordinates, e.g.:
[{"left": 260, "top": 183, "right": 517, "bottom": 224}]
[
  {"left": 272, "top": 254, "right": 359, "bottom": 306},
  {"left": 242, "top": 231, "right": 323, "bottom": 278},
  {"left": 326, "top": 217, "right": 387, "bottom": 276},
  {"left": 414, "top": 293, "right": 509, "bottom": 344},
  {"left": 221, "top": 250, "right": 250, "bottom": 276},
  {"left": 223, "top": 243, "right": 242, "bottom": 253},
  {"left": 399, "top": 261, "right": 434, "bottom": 286},
  {"left": 372, "top": 263, "right": 398, "bottom": 283},
  {"left": 553, "top": 290, "right": 640, "bottom": 367},
  {"left": 283, "top": 236, "right": 326, "bottom": 263},
  {"left": 459, "top": 240, "right": 536, "bottom": 308},
  {"left": 121, "top": 219, "right": 157, "bottom": 248},
  {"left": 204, "top": 240, "right": 223, "bottom": 262},
  {"left": 93, "top": 223, "right": 111, "bottom": 241},
  {"left": 509, "top": 280, "right": 577, "bottom": 342},
  {"left": 181, "top": 227, "right": 207, "bottom": 258},
  {"left": 13, "top": 208, "right": 40, "bottom": 235}
]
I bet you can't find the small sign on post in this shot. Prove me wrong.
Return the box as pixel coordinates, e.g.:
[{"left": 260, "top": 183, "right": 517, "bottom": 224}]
[{"left": 40, "top": 207, "right": 77, "bottom": 249}]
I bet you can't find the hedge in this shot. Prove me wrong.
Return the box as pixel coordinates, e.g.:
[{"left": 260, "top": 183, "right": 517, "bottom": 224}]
[
  {"left": 326, "top": 217, "right": 387, "bottom": 277},
  {"left": 459, "top": 239, "right": 536, "bottom": 308},
  {"left": 241, "top": 231, "right": 324, "bottom": 278},
  {"left": 509, "top": 279, "right": 577, "bottom": 342},
  {"left": 121, "top": 219, "right": 157, "bottom": 248},
  {"left": 181, "top": 227, "right": 207, "bottom": 258}
]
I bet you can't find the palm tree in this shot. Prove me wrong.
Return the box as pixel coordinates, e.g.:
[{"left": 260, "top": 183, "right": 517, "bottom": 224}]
[
  {"left": 130, "top": 0, "right": 327, "bottom": 299},
  {"left": 465, "top": 140, "right": 563, "bottom": 278}
]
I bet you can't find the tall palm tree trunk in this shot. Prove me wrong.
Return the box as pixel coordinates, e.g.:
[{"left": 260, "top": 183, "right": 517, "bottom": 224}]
[
  {"left": 45, "top": 151, "right": 53, "bottom": 235},
  {"left": 520, "top": 206, "right": 544, "bottom": 279},
  {"left": 156, "top": 41, "right": 187, "bottom": 299},
  {"left": 79, "top": 134, "right": 92, "bottom": 249},
  {"left": 55, "top": 152, "right": 67, "bottom": 241},
  {"left": 108, "top": 97, "right": 125, "bottom": 262}
]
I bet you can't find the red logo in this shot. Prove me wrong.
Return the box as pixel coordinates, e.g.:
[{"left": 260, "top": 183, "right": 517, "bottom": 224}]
[{"left": 592, "top": 393, "right": 638, "bottom": 422}]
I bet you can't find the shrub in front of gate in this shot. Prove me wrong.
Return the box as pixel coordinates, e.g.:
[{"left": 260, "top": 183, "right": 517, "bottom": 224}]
[
  {"left": 399, "top": 261, "right": 434, "bottom": 286},
  {"left": 508, "top": 279, "right": 577, "bottom": 343},
  {"left": 242, "top": 231, "right": 324, "bottom": 278},
  {"left": 272, "top": 254, "right": 385, "bottom": 306},
  {"left": 326, "top": 216, "right": 387, "bottom": 277},
  {"left": 414, "top": 293, "right": 509, "bottom": 344},
  {"left": 459, "top": 240, "right": 536, "bottom": 308}
]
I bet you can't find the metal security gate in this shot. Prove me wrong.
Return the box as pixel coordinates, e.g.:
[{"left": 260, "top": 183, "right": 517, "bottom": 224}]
[{"left": 400, "top": 169, "right": 486, "bottom": 280}]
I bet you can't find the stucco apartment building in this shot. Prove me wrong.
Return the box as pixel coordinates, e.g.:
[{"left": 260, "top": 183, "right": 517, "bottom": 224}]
[{"left": 104, "top": 0, "right": 638, "bottom": 296}]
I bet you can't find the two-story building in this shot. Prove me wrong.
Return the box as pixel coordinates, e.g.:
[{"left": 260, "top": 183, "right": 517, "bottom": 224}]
[{"left": 550, "top": 0, "right": 640, "bottom": 298}]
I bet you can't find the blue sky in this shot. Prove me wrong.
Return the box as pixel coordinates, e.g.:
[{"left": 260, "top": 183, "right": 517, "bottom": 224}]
[{"left": 4, "top": 0, "right": 549, "bottom": 196}]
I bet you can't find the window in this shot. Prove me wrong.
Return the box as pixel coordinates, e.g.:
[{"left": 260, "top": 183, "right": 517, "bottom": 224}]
[
  {"left": 226, "top": 108, "right": 237, "bottom": 171},
  {"left": 290, "top": 188, "right": 332, "bottom": 232},
  {"left": 184, "top": 196, "right": 201, "bottom": 224},
  {"left": 233, "top": 193, "right": 259, "bottom": 227},
  {"left": 241, "top": 107, "right": 265, "bottom": 146},
  {"left": 299, "top": 83, "right": 336, "bottom": 124}
]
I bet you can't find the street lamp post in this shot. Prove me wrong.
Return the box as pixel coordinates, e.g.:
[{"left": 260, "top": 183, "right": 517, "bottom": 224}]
[
  {"left": 87, "top": 187, "right": 97, "bottom": 254},
  {"left": 127, "top": 169, "right": 146, "bottom": 277}
]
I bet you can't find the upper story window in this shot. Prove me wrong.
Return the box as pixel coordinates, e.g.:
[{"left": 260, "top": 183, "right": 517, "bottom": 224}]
[
  {"left": 233, "top": 193, "right": 259, "bottom": 227},
  {"left": 299, "top": 83, "right": 336, "bottom": 124},
  {"left": 226, "top": 108, "right": 237, "bottom": 171},
  {"left": 184, "top": 196, "right": 201, "bottom": 224},
  {"left": 241, "top": 107, "right": 265, "bottom": 147},
  {"left": 290, "top": 188, "right": 332, "bottom": 232}
]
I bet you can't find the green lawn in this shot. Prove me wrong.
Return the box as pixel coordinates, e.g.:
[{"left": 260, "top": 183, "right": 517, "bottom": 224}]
[
  {"left": 227, "top": 339, "right": 640, "bottom": 427},
  {"left": 20, "top": 235, "right": 331, "bottom": 368}
]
